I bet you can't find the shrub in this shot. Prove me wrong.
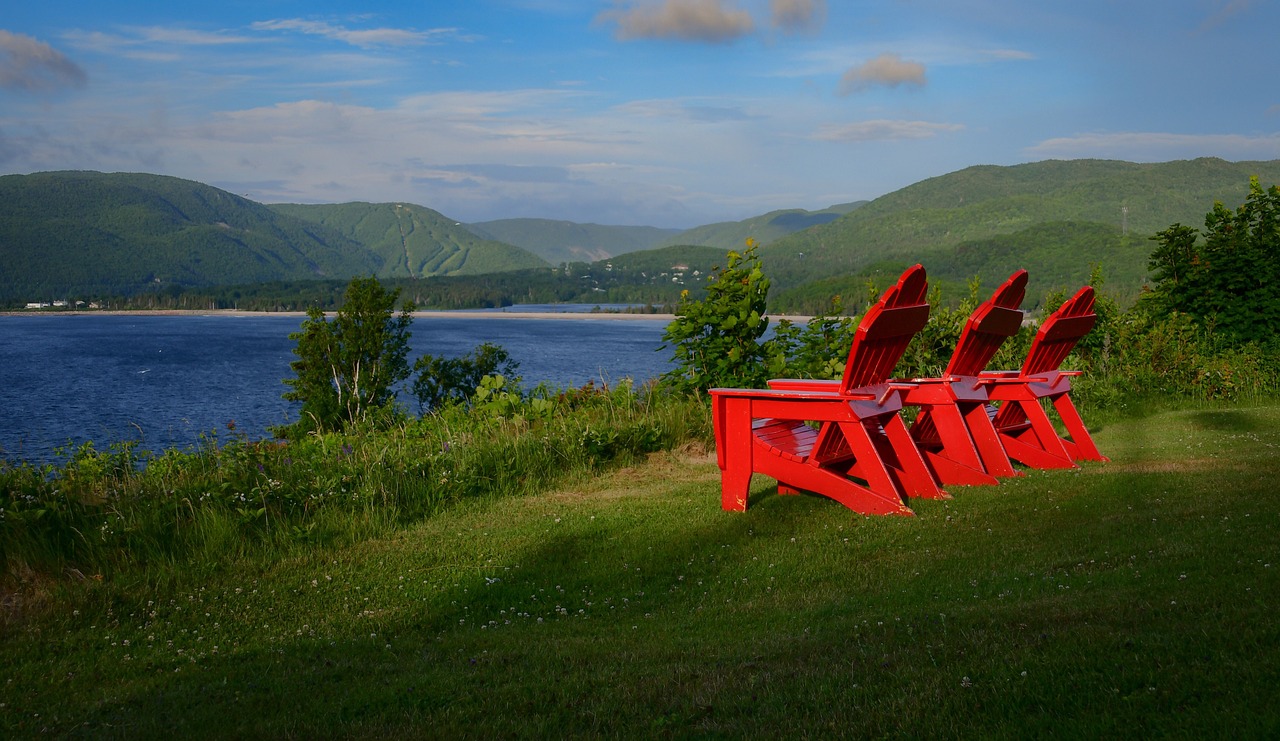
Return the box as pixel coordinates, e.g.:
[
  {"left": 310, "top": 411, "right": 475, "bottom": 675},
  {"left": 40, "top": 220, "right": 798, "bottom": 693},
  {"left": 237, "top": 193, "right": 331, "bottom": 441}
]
[
  {"left": 412, "top": 343, "right": 519, "bottom": 414},
  {"left": 661, "top": 240, "right": 773, "bottom": 394}
]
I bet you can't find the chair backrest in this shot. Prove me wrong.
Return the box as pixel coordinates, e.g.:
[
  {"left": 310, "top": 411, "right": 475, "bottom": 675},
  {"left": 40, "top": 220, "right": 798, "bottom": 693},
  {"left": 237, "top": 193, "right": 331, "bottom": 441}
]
[
  {"left": 1021, "top": 286, "right": 1097, "bottom": 375},
  {"left": 839, "top": 264, "right": 931, "bottom": 393},
  {"left": 944, "top": 269, "right": 1028, "bottom": 377}
]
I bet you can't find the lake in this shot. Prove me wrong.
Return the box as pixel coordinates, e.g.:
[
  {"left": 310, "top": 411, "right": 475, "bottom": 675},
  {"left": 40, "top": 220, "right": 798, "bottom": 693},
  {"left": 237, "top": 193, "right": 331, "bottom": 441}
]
[{"left": 0, "top": 311, "right": 675, "bottom": 464}]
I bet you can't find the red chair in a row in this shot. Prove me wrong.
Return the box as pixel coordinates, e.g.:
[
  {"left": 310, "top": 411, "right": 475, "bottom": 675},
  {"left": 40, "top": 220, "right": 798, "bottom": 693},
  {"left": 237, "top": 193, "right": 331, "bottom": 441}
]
[{"left": 710, "top": 265, "right": 1106, "bottom": 516}]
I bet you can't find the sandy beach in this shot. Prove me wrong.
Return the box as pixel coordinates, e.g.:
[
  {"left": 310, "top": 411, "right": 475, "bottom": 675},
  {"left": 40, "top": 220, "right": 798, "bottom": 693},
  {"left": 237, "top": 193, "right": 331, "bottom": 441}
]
[{"left": 3, "top": 308, "right": 816, "bottom": 322}]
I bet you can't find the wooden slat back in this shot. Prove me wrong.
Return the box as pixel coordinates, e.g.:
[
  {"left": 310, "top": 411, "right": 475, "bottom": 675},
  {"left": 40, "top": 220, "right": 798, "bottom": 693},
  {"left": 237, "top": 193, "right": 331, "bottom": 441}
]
[
  {"left": 840, "top": 264, "right": 930, "bottom": 393},
  {"left": 1021, "top": 286, "right": 1097, "bottom": 376},
  {"left": 945, "top": 269, "right": 1028, "bottom": 377}
]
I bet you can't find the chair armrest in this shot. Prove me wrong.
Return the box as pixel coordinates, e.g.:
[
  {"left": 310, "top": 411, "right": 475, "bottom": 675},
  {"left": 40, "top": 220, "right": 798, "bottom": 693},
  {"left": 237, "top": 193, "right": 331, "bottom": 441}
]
[
  {"left": 711, "top": 387, "right": 878, "bottom": 401},
  {"left": 767, "top": 378, "right": 841, "bottom": 392}
]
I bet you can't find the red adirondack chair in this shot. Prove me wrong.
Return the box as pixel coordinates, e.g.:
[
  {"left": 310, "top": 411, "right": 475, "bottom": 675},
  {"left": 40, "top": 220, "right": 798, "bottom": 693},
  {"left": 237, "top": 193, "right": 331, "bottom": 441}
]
[
  {"left": 709, "top": 264, "right": 944, "bottom": 516},
  {"left": 901, "top": 269, "right": 1030, "bottom": 485},
  {"left": 977, "top": 286, "right": 1109, "bottom": 469},
  {"left": 770, "top": 270, "right": 1031, "bottom": 487}
]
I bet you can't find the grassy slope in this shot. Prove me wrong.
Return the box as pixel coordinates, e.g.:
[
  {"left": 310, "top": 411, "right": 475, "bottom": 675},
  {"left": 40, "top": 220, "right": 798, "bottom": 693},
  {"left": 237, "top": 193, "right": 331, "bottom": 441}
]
[
  {"left": 464, "top": 219, "right": 681, "bottom": 265},
  {"left": 3, "top": 403, "right": 1279, "bottom": 737},
  {"left": 269, "top": 202, "right": 549, "bottom": 277}
]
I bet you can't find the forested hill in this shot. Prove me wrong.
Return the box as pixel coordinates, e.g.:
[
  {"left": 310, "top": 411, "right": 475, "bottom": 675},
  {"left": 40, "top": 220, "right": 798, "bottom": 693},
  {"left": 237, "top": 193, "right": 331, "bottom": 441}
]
[
  {"left": 760, "top": 157, "right": 1280, "bottom": 292},
  {"left": 0, "top": 173, "right": 546, "bottom": 301},
  {"left": 269, "top": 203, "right": 547, "bottom": 278},
  {"left": 0, "top": 171, "right": 380, "bottom": 300},
  {"left": 463, "top": 219, "right": 680, "bottom": 265}
]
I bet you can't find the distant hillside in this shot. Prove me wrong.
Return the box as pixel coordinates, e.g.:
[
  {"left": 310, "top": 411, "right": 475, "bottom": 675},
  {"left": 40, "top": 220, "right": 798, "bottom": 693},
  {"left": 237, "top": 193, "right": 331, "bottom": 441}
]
[
  {"left": 761, "top": 158, "right": 1280, "bottom": 292},
  {"left": 463, "top": 219, "right": 680, "bottom": 265},
  {"left": 270, "top": 203, "right": 547, "bottom": 278},
  {"left": 0, "top": 171, "right": 379, "bottom": 301},
  {"left": 660, "top": 202, "right": 865, "bottom": 251}
]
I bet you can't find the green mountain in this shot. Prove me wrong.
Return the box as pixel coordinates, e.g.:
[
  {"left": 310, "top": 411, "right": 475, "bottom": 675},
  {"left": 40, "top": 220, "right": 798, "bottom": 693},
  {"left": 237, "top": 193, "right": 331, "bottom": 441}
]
[
  {"left": 761, "top": 158, "right": 1280, "bottom": 296},
  {"left": 659, "top": 202, "right": 866, "bottom": 251},
  {"left": 463, "top": 218, "right": 680, "bottom": 265},
  {"left": 0, "top": 171, "right": 379, "bottom": 300},
  {"left": 771, "top": 221, "right": 1149, "bottom": 314},
  {"left": 270, "top": 203, "right": 547, "bottom": 278}
]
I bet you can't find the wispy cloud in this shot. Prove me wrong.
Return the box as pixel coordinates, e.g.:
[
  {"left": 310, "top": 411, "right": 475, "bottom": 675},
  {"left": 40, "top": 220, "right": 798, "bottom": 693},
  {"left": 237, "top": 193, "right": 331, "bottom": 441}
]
[
  {"left": 813, "top": 119, "right": 962, "bottom": 142},
  {"left": 1027, "top": 131, "right": 1280, "bottom": 160},
  {"left": 617, "top": 98, "right": 754, "bottom": 122},
  {"left": 250, "top": 19, "right": 465, "bottom": 48},
  {"left": 61, "top": 26, "right": 258, "bottom": 63},
  {"left": 1198, "top": 0, "right": 1256, "bottom": 31},
  {"left": 598, "top": 0, "right": 755, "bottom": 44},
  {"left": 0, "top": 30, "right": 87, "bottom": 93},
  {"left": 838, "top": 53, "right": 926, "bottom": 95}
]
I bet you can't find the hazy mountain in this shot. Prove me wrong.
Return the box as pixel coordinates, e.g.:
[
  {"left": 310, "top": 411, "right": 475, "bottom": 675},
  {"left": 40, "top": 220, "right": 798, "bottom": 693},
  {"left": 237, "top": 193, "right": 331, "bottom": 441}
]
[
  {"left": 659, "top": 202, "right": 866, "bottom": 251},
  {"left": 463, "top": 218, "right": 681, "bottom": 265}
]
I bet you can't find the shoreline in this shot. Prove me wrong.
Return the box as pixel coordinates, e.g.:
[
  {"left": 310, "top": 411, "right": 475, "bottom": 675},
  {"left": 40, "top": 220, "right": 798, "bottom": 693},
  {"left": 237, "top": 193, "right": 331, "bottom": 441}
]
[{"left": 1, "top": 309, "right": 816, "bottom": 322}]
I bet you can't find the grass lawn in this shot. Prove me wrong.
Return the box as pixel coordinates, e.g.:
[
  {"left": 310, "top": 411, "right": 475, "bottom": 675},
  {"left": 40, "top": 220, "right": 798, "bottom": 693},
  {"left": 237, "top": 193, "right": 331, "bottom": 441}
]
[{"left": 3, "top": 403, "right": 1280, "bottom": 738}]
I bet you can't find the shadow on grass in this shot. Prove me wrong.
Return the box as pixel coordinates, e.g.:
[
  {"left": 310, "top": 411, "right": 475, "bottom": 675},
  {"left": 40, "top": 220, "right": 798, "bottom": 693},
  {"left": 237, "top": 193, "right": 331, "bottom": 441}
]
[
  {"left": 85, "top": 481, "right": 839, "bottom": 737},
  {"left": 1189, "top": 408, "right": 1263, "bottom": 432}
]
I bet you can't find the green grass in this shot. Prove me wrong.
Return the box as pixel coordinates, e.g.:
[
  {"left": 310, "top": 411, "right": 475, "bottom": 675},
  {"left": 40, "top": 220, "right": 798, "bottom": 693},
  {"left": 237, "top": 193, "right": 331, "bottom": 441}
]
[{"left": 4, "top": 404, "right": 1280, "bottom": 737}]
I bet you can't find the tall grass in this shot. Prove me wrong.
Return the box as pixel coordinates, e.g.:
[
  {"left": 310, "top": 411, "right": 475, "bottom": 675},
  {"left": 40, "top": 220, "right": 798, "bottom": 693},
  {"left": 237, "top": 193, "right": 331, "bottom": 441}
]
[{"left": 1, "top": 381, "right": 711, "bottom": 584}]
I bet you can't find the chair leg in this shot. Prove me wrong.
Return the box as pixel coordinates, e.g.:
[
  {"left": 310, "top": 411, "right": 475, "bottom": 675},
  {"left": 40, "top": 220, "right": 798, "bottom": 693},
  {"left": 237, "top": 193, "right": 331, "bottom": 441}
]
[
  {"left": 714, "top": 396, "right": 756, "bottom": 511},
  {"left": 963, "top": 402, "right": 1021, "bottom": 478},
  {"left": 1000, "top": 400, "right": 1076, "bottom": 469},
  {"left": 882, "top": 415, "right": 949, "bottom": 499},
  {"left": 1052, "top": 394, "right": 1109, "bottom": 462},
  {"left": 754, "top": 450, "right": 914, "bottom": 516},
  {"left": 915, "top": 403, "right": 999, "bottom": 486}
]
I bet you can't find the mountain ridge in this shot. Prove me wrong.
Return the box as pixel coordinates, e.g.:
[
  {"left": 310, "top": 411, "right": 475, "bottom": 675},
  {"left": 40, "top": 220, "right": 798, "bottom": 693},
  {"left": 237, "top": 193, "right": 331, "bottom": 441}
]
[{"left": 4, "top": 158, "right": 1279, "bottom": 306}]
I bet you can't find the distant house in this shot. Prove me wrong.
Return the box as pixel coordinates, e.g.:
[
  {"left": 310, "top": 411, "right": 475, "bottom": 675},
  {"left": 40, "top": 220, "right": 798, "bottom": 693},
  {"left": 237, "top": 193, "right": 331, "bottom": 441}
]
[{"left": 25, "top": 302, "right": 49, "bottom": 309}]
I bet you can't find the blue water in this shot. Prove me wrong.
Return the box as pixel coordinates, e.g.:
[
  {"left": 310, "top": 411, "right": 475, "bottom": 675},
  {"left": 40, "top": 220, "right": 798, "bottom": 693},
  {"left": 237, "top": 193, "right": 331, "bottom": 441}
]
[{"left": 0, "top": 312, "right": 674, "bottom": 463}]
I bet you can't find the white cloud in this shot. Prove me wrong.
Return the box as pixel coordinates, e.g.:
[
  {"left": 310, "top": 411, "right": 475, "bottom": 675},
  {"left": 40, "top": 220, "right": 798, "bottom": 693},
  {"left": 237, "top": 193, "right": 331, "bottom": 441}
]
[
  {"left": 0, "top": 30, "right": 87, "bottom": 92},
  {"left": 838, "top": 53, "right": 926, "bottom": 95},
  {"left": 598, "top": 0, "right": 755, "bottom": 44},
  {"left": 771, "top": 0, "right": 826, "bottom": 33}
]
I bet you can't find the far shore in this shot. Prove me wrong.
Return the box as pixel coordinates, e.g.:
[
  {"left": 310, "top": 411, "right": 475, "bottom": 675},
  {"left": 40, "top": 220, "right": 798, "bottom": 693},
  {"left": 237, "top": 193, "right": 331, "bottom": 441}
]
[{"left": 2, "top": 308, "right": 817, "bottom": 322}]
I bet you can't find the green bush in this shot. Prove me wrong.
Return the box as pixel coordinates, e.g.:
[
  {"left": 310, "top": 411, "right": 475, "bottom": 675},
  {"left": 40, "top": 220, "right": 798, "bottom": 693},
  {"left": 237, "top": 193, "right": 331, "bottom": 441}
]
[{"left": 661, "top": 240, "right": 773, "bottom": 393}]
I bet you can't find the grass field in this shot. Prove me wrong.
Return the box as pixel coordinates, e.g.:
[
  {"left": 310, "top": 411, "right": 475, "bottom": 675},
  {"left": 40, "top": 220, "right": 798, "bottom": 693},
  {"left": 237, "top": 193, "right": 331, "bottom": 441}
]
[{"left": 3, "top": 403, "right": 1279, "bottom": 738}]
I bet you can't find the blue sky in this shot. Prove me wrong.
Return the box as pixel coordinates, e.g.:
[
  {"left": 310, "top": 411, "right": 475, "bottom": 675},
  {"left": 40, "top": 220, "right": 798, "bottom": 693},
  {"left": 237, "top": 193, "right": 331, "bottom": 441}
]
[{"left": 2, "top": 1, "right": 1277, "bottom": 228}]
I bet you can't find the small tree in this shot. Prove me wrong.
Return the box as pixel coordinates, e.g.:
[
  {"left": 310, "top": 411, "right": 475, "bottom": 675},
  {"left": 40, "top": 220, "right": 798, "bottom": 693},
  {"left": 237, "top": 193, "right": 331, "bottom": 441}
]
[
  {"left": 411, "top": 342, "right": 519, "bottom": 413},
  {"left": 282, "top": 276, "right": 414, "bottom": 434},
  {"left": 661, "top": 240, "right": 773, "bottom": 394}
]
